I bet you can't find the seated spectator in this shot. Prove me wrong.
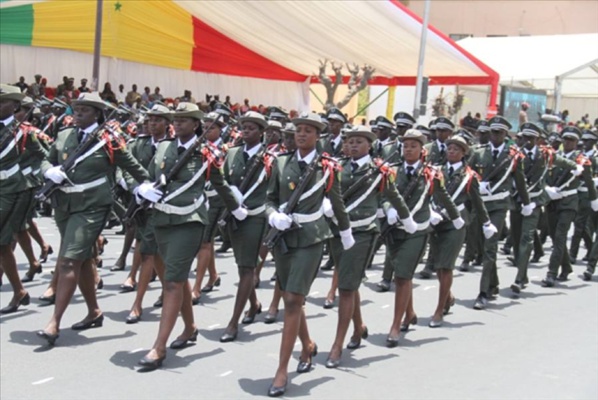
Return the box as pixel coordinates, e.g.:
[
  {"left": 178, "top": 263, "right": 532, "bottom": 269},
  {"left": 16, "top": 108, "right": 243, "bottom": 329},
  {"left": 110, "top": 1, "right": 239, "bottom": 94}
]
[
  {"left": 100, "top": 82, "right": 117, "bottom": 104},
  {"left": 14, "top": 76, "right": 28, "bottom": 92}
]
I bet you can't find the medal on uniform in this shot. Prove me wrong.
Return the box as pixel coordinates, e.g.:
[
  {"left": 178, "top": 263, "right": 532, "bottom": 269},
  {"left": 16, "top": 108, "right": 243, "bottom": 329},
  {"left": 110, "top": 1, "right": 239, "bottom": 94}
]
[
  {"left": 160, "top": 161, "right": 165, "bottom": 170},
  {"left": 289, "top": 182, "right": 296, "bottom": 190},
  {"left": 63, "top": 153, "right": 68, "bottom": 160}
]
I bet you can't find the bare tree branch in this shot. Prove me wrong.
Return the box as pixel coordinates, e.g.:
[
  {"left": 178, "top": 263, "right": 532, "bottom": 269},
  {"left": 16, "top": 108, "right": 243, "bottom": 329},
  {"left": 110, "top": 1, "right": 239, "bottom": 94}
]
[{"left": 336, "top": 64, "right": 375, "bottom": 109}]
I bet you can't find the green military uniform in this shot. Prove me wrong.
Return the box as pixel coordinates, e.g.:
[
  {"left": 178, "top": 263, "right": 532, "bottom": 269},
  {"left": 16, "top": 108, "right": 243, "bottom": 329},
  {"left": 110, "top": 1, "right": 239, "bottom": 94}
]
[
  {"left": 203, "top": 139, "right": 228, "bottom": 243},
  {"left": 424, "top": 140, "right": 448, "bottom": 166},
  {"left": 265, "top": 146, "right": 350, "bottom": 296},
  {"left": 468, "top": 116, "right": 531, "bottom": 303}
]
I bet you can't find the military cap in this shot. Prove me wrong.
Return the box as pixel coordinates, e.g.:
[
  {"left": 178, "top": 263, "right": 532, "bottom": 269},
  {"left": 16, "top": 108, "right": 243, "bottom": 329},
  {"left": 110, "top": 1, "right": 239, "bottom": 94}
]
[
  {"left": 0, "top": 84, "right": 25, "bottom": 101},
  {"left": 72, "top": 92, "right": 106, "bottom": 110},
  {"left": 428, "top": 119, "right": 437, "bottom": 131},
  {"left": 548, "top": 132, "right": 562, "bottom": 144},
  {"left": 117, "top": 104, "right": 137, "bottom": 116},
  {"left": 173, "top": 102, "right": 203, "bottom": 120},
  {"left": 581, "top": 130, "right": 598, "bottom": 141},
  {"left": 489, "top": 116, "right": 512, "bottom": 131},
  {"left": 34, "top": 74, "right": 42, "bottom": 79},
  {"left": 146, "top": 104, "right": 173, "bottom": 122},
  {"left": 267, "top": 120, "right": 283, "bottom": 130},
  {"left": 561, "top": 126, "right": 581, "bottom": 140},
  {"left": 446, "top": 135, "right": 470, "bottom": 153},
  {"left": 81, "top": 78, "right": 88, "bottom": 83},
  {"left": 520, "top": 122, "right": 542, "bottom": 138},
  {"left": 32, "top": 107, "right": 43, "bottom": 117},
  {"left": 213, "top": 102, "right": 234, "bottom": 118},
  {"left": 268, "top": 106, "right": 288, "bottom": 121},
  {"left": 477, "top": 120, "right": 491, "bottom": 132},
  {"left": 375, "top": 116, "right": 394, "bottom": 129},
  {"left": 202, "top": 111, "right": 226, "bottom": 127},
  {"left": 454, "top": 128, "right": 475, "bottom": 144},
  {"left": 282, "top": 123, "right": 296, "bottom": 135},
  {"left": 21, "top": 96, "right": 35, "bottom": 108},
  {"left": 435, "top": 117, "right": 455, "bottom": 131},
  {"left": 37, "top": 96, "right": 53, "bottom": 107},
  {"left": 52, "top": 97, "right": 69, "bottom": 109},
  {"left": 402, "top": 129, "right": 426, "bottom": 146},
  {"left": 415, "top": 124, "right": 431, "bottom": 136},
  {"left": 345, "top": 125, "right": 376, "bottom": 142},
  {"left": 393, "top": 111, "right": 416, "bottom": 127},
  {"left": 292, "top": 112, "right": 326, "bottom": 132},
  {"left": 68, "top": 77, "right": 75, "bottom": 82},
  {"left": 239, "top": 111, "right": 268, "bottom": 129},
  {"left": 326, "top": 107, "right": 347, "bottom": 124}
]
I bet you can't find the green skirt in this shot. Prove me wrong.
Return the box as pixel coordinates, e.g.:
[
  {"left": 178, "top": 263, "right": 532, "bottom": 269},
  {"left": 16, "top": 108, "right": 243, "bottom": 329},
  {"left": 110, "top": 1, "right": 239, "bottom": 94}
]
[
  {"left": 155, "top": 222, "right": 204, "bottom": 282},
  {"left": 274, "top": 242, "right": 324, "bottom": 296},
  {"left": 330, "top": 232, "right": 377, "bottom": 291},
  {"left": 228, "top": 215, "right": 268, "bottom": 268},
  {"left": 0, "top": 190, "right": 31, "bottom": 245},
  {"left": 203, "top": 206, "right": 223, "bottom": 244},
  {"left": 135, "top": 212, "right": 158, "bottom": 256},
  {"left": 429, "top": 227, "right": 467, "bottom": 270},
  {"left": 384, "top": 234, "right": 427, "bottom": 280},
  {"left": 55, "top": 206, "right": 111, "bottom": 260}
]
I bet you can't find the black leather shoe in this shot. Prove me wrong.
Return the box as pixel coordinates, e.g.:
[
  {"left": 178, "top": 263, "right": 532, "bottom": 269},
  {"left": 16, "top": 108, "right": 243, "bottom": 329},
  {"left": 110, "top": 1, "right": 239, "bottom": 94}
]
[
  {"left": 419, "top": 268, "right": 433, "bottom": 279},
  {"left": 0, "top": 292, "right": 30, "bottom": 314},
  {"left": 215, "top": 242, "right": 231, "bottom": 253},
  {"left": 71, "top": 314, "right": 104, "bottom": 330},
  {"left": 170, "top": 328, "right": 199, "bottom": 349},
  {"left": 192, "top": 296, "right": 201, "bottom": 306},
  {"left": 219, "top": 330, "right": 238, "bottom": 343},
  {"left": 501, "top": 246, "right": 511, "bottom": 255},
  {"left": 583, "top": 270, "right": 593, "bottom": 281},
  {"left": 557, "top": 273, "right": 569, "bottom": 282},
  {"left": 267, "top": 382, "right": 287, "bottom": 397},
  {"left": 510, "top": 282, "right": 522, "bottom": 294},
  {"left": 459, "top": 261, "right": 470, "bottom": 272},
  {"left": 22, "top": 265, "right": 42, "bottom": 282},
  {"left": 201, "top": 277, "right": 221, "bottom": 293},
  {"left": 270, "top": 273, "right": 277, "bottom": 282},
  {"left": 37, "top": 330, "right": 59, "bottom": 346},
  {"left": 386, "top": 335, "right": 399, "bottom": 348},
  {"left": 347, "top": 326, "right": 368, "bottom": 349},
  {"left": 120, "top": 283, "right": 137, "bottom": 293},
  {"left": 541, "top": 276, "right": 556, "bottom": 287},
  {"left": 443, "top": 296, "right": 455, "bottom": 315},
  {"left": 153, "top": 297, "right": 163, "bottom": 308},
  {"left": 242, "top": 303, "right": 262, "bottom": 324},
  {"left": 325, "top": 356, "right": 341, "bottom": 369},
  {"left": 377, "top": 279, "right": 391, "bottom": 292},
  {"left": 96, "top": 278, "right": 104, "bottom": 290},
  {"left": 320, "top": 258, "right": 334, "bottom": 271},
  {"left": 506, "top": 256, "right": 516, "bottom": 266},
  {"left": 138, "top": 354, "right": 165, "bottom": 370},
  {"left": 473, "top": 295, "right": 488, "bottom": 310},
  {"left": 473, "top": 257, "right": 483, "bottom": 266},
  {"left": 323, "top": 298, "right": 335, "bottom": 309},
  {"left": 400, "top": 315, "right": 417, "bottom": 332},
  {"left": 296, "top": 343, "right": 317, "bottom": 373},
  {"left": 530, "top": 253, "right": 544, "bottom": 263},
  {"left": 126, "top": 314, "right": 141, "bottom": 324},
  {"left": 39, "top": 246, "right": 54, "bottom": 264},
  {"left": 39, "top": 294, "right": 56, "bottom": 304},
  {"left": 264, "top": 311, "right": 278, "bottom": 324}
]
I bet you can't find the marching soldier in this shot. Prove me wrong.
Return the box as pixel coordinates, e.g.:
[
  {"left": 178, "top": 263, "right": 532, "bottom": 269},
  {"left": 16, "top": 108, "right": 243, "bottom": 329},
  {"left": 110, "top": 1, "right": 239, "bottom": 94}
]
[
  {"left": 468, "top": 116, "right": 532, "bottom": 310},
  {"left": 542, "top": 127, "right": 597, "bottom": 287},
  {"left": 319, "top": 107, "right": 346, "bottom": 157},
  {"left": 371, "top": 116, "right": 394, "bottom": 158},
  {"left": 0, "top": 84, "right": 45, "bottom": 314},
  {"left": 36, "top": 92, "right": 150, "bottom": 345}
]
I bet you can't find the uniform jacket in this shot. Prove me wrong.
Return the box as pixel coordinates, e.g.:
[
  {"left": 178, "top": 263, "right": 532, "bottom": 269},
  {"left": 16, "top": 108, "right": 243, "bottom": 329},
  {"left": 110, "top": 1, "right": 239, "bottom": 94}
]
[
  {"left": 0, "top": 120, "right": 45, "bottom": 193},
  {"left": 545, "top": 150, "right": 597, "bottom": 212},
  {"left": 424, "top": 140, "right": 448, "bottom": 166}
]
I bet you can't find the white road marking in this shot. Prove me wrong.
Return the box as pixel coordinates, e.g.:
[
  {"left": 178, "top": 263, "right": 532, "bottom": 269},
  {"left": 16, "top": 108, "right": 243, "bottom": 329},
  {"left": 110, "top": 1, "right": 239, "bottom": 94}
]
[
  {"left": 381, "top": 304, "right": 390, "bottom": 309},
  {"left": 208, "top": 324, "right": 220, "bottom": 329},
  {"left": 219, "top": 370, "right": 233, "bottom": 377},
  {"left": 309, "top": 291, "right": 319, "bottom": 296},
  {"left": 423, "top": 285, "right": 436, "bottom": 291},
  {"left": 32, "top": 377, "right": 54, "bottom": 385},
  {"left": 128, "top": 348, "right": 145, "bottom": 354}
]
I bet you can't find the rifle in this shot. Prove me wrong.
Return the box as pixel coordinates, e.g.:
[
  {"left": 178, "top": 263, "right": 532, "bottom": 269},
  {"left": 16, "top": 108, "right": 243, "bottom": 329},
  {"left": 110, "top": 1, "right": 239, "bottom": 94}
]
[
  {"left": 217, "top": 146, "right": 272, "bottom": 230},
  {"left": 263, "top": 153, "right": 322, "bottom": 254},
  {"left": 0, "top": 107, "right": 35, "bottom": 152},
  {"left": 122, "top": 114, "right": 223, "bottom": 224},
  {"left": 481, "top": 146, "right": 520, "bottom": 183},
  {"left": 341, "top": 160, "right": 400, "bottom": 202},
  {"left": 36, "top": 109, "right": 118, "bottom": 202}
]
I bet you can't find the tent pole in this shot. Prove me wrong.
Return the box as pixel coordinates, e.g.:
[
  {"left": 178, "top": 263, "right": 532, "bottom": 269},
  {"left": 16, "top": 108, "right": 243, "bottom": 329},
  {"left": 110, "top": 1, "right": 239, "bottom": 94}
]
[
  {"left": 354, "top": 87, "right": 389, "bottom": 119},
  {"left": 92, "top": 0, "right": 103, "bottom": 91},
  {"left": 413, "top": 0, "right": 431, "bottom": 121},
  {"left": 554, "top": 76, "right": 562, "bottom": 113}
]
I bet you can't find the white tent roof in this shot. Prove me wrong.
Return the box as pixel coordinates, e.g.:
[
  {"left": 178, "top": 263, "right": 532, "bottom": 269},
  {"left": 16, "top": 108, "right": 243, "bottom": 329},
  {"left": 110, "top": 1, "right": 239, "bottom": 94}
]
[{"left": 458, "top": 34, "right": 598, "bottom": 98}]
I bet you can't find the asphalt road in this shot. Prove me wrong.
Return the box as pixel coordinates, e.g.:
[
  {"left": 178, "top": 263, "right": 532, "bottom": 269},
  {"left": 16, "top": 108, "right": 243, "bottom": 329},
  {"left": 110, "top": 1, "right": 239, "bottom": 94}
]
[{"left": 1, "top": 216, "right": 597, "bottom": 400}]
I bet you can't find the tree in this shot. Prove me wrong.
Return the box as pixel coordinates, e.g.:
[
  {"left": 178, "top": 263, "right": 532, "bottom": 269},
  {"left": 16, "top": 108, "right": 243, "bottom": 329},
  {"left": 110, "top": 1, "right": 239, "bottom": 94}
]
[
  {"left": 431, "top": 87, "right": 465, "bottom": 118},
  {"left": 316, "top": 59, "right": 375, "bottom": 111}
]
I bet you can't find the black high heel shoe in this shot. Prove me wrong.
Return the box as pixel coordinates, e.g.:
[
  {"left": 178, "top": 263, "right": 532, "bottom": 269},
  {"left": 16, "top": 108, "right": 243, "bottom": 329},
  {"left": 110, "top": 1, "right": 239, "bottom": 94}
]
[
  {"left": 170, "top": 328, "right": 199, "bottom": 349},
  {"left": 71, "top": 314, "right": 104, "bottom": 330},
  {"left": 267, "top": 381, "right": 287, "bottom": 397},
  {"left": 400, "top": 315, "right": 418, "bottom": 332},
  {"left": 138, "top": 354, "right": 166, "bottom": 370},
  {"left": 21, "top": 265, "right": 43, "bottom": 283},
  {"left": 39, "top": 246, "right": 54, "bottom": 264},
  {"left": 347, "top": 326, "right": 368, "bottom": 350},
  {"left": 0, "top": 292, "right": 30, "bottom": 314},
  {"left": 242, "top": 303, "right": 262, "bottom": 324},
  {"left": 297, "top": 343, "right": 317, "bottom": 373},
  {"left": 201, "top": 276, "right": 221, "bottom": 293},
  {"left": 39, "top": 293, "right": 56, "bottom": 304},
  {"left": 37, "top": 330, "right": 59, "bottom": 346}
]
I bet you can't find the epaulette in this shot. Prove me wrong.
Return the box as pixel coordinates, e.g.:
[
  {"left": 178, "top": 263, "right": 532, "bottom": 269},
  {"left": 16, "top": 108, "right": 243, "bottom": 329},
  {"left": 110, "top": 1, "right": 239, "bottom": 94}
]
[
  {"left": 383, "top": 140, "right": 397, "bottom": 148},
  {"left": 276, "top": 151, "right": 294, "bottom": 157}
]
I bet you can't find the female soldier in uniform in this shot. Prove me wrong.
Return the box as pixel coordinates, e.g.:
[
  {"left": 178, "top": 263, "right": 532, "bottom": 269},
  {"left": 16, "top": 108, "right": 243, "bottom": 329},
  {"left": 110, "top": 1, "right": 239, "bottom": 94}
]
[
  {"left": 382, "top": 129, "right": 462, "bottom": 347},
  {"left": 37, "top": 92, "right": 149, "bottom": 345},
  {"left": 428, "top": 136, "right": 496, "bottom": 327},
  {"left": 134, "top": 103, "right": 245, "bottom": 369},
  {"left": 0, "top": 84, "right": 45, "bottom": 314},
  {"left": 264, "top": 112, "right": 354, "bottom": 397},
  {"left": 323, "top": 126, "right": 416, "bottom": 368}
]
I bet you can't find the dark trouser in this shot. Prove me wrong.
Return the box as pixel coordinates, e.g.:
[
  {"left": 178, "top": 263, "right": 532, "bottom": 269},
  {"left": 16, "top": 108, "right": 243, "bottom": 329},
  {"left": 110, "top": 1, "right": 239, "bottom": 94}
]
[
  {"left": 463, "top": 210, "right": 484, "bottom": 263},
  {"left": 588, "top": 223, "right": 598, "bottom": 273},
  {"left": 569, "top": 198, "right": 593, "bottom": 259},
  {"left": 480, "top": 208, "right": 507, "bottom": 295},
  {"left": 547, "top": 208, "right": 577, "bottom": 278},
  {"left": 511, "top": 206, "right": 541, "bottom": 284}
]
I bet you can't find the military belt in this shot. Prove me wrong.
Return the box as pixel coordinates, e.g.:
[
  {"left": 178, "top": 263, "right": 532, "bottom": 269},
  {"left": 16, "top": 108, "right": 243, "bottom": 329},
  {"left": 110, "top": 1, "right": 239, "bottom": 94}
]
[
  {"left": 153, "top": 194, "right": 205, "bottom": 215},
  {"left": 0, "top": 163, "right": 20, "bottom": 180},
  {"left": 58, "top": 176, "right": 107, "bottom": 193}
]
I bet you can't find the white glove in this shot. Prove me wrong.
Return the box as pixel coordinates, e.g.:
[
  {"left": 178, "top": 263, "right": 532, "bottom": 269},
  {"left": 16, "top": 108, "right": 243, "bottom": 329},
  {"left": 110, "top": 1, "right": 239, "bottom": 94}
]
[
  {"left": 430, "top": 210, "right": 443, "bottom": 226},
  {"left": 452, "top": 216, "right": 465, "bottom": 230},
  {"left": 591, "top": 199, "right": 598, "bottom": 212},
  {"left": 230, "top": 185, "right": 244, "bottom": 204},
  {"left": 135, "top": 182, "right": 163, "bottom": 203},
  {"left": 545, "top": 186, "right": 562, "bottom": 201},
  {"left": 521, "top": 202, "right": 536, "bottom": 216},
  {"left": 482, "top": 222, "right": 498, "bottom": 239},
  {"left": 572, "top": 164, "right": 584, "bottom": 177},
  {"left": 386, "top": 208, "right": 399, "bottom": 225},
  {"left": 400, "top": 215, "right": 418, "bottom": 234},
  {"left": 44, "top": 166, "right": 68, "bottom": 184},
  {"left": 232, "top": 207, "right": 248, "bottom": 221},
  {"left": 339, "top": 228, "right": 355, "bottom": 250},
  {"left": 268, "top": 212, "right": 293, "bottom": 231},
  {"left": 478, "top": 181, "right": 491, "bottom": 195},
  {"left": 118, "top": 178, "right": 128, "bottom": 191},
  {"left": 322, "top": 197, "right": 334, "bottom": 218}
]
